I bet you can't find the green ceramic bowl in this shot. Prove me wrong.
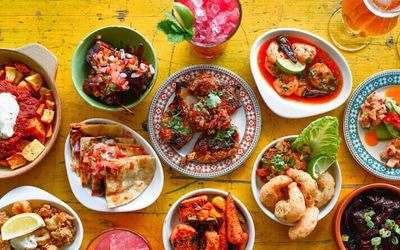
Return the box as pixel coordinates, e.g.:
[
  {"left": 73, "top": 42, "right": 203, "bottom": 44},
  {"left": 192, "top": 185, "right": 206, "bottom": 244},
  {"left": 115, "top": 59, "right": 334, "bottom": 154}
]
[{"left": 71, "top": 26, "right": 158, "bottom": 112}]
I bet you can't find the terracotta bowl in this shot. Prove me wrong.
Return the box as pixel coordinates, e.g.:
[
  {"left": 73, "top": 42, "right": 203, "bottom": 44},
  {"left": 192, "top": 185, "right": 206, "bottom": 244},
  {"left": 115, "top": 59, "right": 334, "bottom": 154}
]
[
  {"left": 333, "top": 183, "right": 400, "bottom": 249},
  {"left": 0, "top": 43, "right": 61, "bottom": 179}
]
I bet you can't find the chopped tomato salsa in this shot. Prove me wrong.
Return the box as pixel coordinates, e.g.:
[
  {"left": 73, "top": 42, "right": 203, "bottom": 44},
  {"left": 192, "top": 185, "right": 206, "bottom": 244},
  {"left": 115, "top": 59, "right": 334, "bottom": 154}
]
[{"left": 0, "top": 80, "right": 39, "bottom": 159}]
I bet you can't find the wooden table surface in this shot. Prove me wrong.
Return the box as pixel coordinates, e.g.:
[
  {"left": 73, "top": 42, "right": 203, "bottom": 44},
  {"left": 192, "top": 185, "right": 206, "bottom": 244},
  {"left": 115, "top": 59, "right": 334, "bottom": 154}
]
[{"left": 1, "top": 0, "right": 400, "bottom": 249}]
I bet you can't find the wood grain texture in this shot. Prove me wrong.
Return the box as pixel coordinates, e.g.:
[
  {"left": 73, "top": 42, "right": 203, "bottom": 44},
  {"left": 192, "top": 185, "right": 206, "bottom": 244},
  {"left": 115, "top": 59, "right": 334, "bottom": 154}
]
[{"left": 0, "top": 0, "right": 400, "bottom": 249}]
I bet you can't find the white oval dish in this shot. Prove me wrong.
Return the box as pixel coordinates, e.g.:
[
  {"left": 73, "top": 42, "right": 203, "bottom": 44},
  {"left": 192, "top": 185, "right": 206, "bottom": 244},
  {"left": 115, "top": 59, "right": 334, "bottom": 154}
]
[
  {"left": 64, "top": 118, "right": 164, "bottom": 212},
  {"left": 0, "top": 186, "right": 83, "bottom": 249},
  {"left": 251, "top": 135, "right": 342, "bottom": 226},
  {"left": 250, "top": 28, "right": 352, "bottom": 118},
  {"left": 162, "top": 188, "right": 255, "bottom": 250}
]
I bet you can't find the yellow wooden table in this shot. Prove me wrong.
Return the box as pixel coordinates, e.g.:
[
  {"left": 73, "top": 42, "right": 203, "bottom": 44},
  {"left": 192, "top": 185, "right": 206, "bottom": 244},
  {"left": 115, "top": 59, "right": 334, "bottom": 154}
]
[{"left": 1, "top": 1, "right": 400, "bottom": 249}]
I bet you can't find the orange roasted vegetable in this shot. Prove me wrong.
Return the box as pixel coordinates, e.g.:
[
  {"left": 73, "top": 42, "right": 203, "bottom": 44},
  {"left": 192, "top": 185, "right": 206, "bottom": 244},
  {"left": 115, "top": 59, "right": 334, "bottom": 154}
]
[
  {"left": 218, "top": 221, "right": 228, "bottom": 250},
  {"left": 170, "top": 224, "right": 199, "bottom": 250},
  {"left": 237, "top": 231, "right": 249, "bottom": 250},
  {"left": 226, "top": 193, "right": 244, "bottom": 244},
  {"left": 205, "top": 231, "right": 219, "bottom": 250}
]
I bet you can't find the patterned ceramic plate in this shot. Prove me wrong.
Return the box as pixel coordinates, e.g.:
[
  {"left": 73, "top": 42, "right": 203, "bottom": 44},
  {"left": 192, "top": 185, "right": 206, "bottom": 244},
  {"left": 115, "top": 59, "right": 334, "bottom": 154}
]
[
  {"left": 148, "top": 64, "right": 262, "bottom": 178},
  {"left": 344, "top": 70, "right": 400, "bottom": 180}
]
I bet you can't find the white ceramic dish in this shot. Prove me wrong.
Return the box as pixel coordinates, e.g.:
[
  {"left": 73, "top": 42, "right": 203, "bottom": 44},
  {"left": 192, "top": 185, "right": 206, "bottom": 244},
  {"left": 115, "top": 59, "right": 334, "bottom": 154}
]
[
  {"left": 162, "top": 188, "right": 255, "bottom": 250},
  {"left": 250, "top": 28, "right": 352, "bottom": 118},
  {"left": 64, "top": 118, "right": 164, "bottom": 212},
  {"left": 251, "top": 135, "right": 342, "bottom": 226},
  {"left": 0, "top": 186, "right": 83, "bottom": 249}
]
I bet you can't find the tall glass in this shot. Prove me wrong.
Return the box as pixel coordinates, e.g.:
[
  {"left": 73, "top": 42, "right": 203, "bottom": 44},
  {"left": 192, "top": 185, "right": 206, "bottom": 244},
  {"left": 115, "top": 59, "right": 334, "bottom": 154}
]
[
  {"left": 328, "top": 0, "right": 400, "bottom": 52},
  {"left": 176, "top": 0, "right": 242, "bottom": 58}
]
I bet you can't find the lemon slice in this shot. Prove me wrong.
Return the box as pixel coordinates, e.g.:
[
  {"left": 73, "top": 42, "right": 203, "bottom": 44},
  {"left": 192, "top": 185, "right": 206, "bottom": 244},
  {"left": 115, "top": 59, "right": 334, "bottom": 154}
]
[{"left": 1, "top": 213, "right": 45, "bottom": 240}]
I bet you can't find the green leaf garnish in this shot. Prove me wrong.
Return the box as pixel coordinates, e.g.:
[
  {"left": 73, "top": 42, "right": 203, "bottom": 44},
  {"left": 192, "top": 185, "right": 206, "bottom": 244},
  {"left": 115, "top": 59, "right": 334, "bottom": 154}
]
[
  {"left": 214, "top": 126, "right": 236, "bottom": 141},
  {"left": 157, "top": 9, "right": 194, "bottom": 43},
  {"left": 205, "top": 92, "right": 221, "bottom": 109},
  {"left": 164, "top": 111, "right": 192, "bottom": 135},
  {"left": 292, "top": 116, "right": 341, "bottom": 159}
]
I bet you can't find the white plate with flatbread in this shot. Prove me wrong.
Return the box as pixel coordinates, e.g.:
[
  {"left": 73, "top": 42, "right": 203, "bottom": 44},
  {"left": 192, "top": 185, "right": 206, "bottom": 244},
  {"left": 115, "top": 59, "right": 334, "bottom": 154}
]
[{"left": 64, "top": 118, "right": 164, "bottom": 212}]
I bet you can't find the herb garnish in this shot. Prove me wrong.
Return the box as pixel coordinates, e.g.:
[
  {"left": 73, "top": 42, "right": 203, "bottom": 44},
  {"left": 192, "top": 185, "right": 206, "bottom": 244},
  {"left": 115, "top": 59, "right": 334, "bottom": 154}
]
[
  {"left": 205, "top": 92, "right": 221, "bottom": 109},
  {"left": 157, "top": 3, "right": 194, "bottom": 43},
  {"left": 164, "top": 111, "right": 192, "bottom": 135}
]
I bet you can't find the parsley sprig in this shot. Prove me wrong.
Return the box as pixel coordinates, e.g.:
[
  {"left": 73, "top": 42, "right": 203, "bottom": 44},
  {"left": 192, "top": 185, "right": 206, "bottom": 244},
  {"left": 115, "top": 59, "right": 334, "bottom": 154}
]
[{"left": 164, "top": 110, "right": 192, "bottom": 135}]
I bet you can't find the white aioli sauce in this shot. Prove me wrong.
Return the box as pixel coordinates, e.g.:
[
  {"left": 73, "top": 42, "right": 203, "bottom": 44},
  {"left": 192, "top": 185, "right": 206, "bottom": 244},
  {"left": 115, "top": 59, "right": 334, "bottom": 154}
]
[
  {"left": 0, "top": 92, "right": 20, "bottom": 139},
  {"left": 10, "top": 234, "right": 37, "bottom": 250}
]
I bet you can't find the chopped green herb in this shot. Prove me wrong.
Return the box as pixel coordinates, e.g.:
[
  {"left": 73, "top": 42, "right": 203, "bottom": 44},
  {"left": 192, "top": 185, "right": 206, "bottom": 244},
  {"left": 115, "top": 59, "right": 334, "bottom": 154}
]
[
  {"left": 385, "top": 219, "right": 396, "bottom": 230},
  {"left": 366, "top": 219, "right": 375, "bottom": 229},
  {"left": 394, "top": 224, "right": 400, "bottom": 235},
  {"left": 271, "top": 153, "right": 285, "bottom": 173},
  {"left": 371, "top": 237, "right": 381, "bottom": 246},
  {"left": 305, "top": 57, "right": 313, "bottom": 64},
  {"left": 288, "top": 156, "right": 295, "bottom": 168},
  {"left": 364, "top": 210, "right": 376, "bottom": 219},
  {"left": 341, "top": 234, "right": 349, "bottom": 242},
  {"left": 379, "top": 228, "right": 391, "bottom": 238},
  {"left": 164, "top": 112, "right": 192, "bottom": 135},
  {"left": 309, "top": 69, "right": 317, "bottom": 76},
  {"left": 193, "top": 102, "right": 205, "bottom": 111},
  {"left": 392, "top": 236, "right": 399, "bottom": 245},
  {"left": 205, "top": 92, "right": 221, "bottom": 109},
  {"left": 214, "top": 126, "right": 236, "bottom": 142}
]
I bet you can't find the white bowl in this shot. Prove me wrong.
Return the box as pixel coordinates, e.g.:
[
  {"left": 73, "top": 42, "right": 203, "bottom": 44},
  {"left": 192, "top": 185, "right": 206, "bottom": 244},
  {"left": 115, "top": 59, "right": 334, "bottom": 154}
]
[
  {"left": 0, "top": 186, "right": 83, "bottom": 249},
  {"left": 251, "top": 135, "right": 342, "bottom": 226},
  {"left": 250, "top": 28, "right": 352, "bottom": 118},
  {"left": 162, "top": 188, "right": 255, "bottom": 250},
  {"left": 64, "top": 118, "right": 164, "bottom": 212}
]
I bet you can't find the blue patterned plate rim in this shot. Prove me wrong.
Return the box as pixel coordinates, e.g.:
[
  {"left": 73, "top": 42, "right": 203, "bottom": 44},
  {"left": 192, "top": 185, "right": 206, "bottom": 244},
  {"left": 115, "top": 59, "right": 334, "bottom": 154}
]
[{"left": 343, "top": 69, "right": 400, "bottom": 181}]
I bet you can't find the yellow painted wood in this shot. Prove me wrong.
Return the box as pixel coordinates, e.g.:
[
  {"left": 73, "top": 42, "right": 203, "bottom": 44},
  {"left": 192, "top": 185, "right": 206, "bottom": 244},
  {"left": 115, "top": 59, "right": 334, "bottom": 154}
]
[{"left": 0, "top": 0, "right": 400, "bottom": 249}]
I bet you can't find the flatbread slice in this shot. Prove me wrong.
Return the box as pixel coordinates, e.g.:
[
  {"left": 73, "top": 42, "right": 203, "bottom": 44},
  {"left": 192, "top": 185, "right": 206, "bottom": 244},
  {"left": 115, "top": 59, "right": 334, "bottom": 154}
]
[{"left": 105, "top": 155, "right": 156, "bottom": 208}]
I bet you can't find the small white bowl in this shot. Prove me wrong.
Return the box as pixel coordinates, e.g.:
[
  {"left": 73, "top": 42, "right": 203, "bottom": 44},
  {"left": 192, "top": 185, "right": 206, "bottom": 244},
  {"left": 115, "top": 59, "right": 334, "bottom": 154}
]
[
  {"left": 64, "top": 118, "right": 164, "bottom": 212},
  {"left": 251, "top": 135, "right": 342, "bottom": 226},
  {"left": 162, "top": 188, "right": 255, "bottom": 250},
  {"left": 0, "top": 186, "right": 83, "bottom": 249},
  {"left": 250, "top": 28, "right": 352, "bottom": 118}
]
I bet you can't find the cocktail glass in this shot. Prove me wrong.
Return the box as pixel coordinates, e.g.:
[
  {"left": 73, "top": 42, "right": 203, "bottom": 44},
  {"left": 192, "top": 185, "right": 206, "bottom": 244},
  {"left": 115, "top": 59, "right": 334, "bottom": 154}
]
[
  {"left": 328, "top": 0, "right": 400, "bottom": 52},
  {"left": 176, "top": 0, "right": 242, "bottom": 58}
]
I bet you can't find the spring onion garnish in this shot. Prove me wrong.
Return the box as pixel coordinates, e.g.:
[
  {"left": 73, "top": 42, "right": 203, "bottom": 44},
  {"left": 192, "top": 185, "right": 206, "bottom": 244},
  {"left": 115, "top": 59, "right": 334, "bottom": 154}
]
[
  {"left": 366, "top": 220, "right": 375, "bottom": 229},
  {"left": 395, "top": 224, "right": 400, "bottom": 235},
  {"left": 385, "top": 219, "right": 396, "bottom": 230},
  {"left": 392, "top": 235, "right": 399, "bottom": 245},
  {"left": 379, "top": 228, "right": 392, "bottom": 238},
  {"left": 371, "top": 236, "right": 381, "bottom": 246},
  {"left": 363, "top": 209, "right": 376, "bottom": 219}
]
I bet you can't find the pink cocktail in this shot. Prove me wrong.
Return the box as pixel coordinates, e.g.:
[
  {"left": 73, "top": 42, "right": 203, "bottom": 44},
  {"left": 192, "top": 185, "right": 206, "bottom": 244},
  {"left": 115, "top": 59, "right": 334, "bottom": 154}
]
[{"left": 176, "top": 0, "right": 242, "bottom": 58}]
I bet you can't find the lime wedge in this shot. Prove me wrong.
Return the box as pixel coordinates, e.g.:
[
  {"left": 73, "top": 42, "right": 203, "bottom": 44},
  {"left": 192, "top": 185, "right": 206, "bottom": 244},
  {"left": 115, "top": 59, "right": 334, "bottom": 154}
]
[
  {"left": 307, "top": 155, "right": 335, "bottom": 179},
  {"left": 276, "top": 57, "right": 306, "bottom": 74},
  {"left": 172, "top": 2, "right": 194, "bottom": 30}
]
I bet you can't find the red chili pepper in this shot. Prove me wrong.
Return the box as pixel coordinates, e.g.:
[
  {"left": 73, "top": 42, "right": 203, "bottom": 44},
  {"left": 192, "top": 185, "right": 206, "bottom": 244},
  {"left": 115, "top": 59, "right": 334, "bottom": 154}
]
[{"left": 383, "top": 112, "right": 400, "bottom": 130}]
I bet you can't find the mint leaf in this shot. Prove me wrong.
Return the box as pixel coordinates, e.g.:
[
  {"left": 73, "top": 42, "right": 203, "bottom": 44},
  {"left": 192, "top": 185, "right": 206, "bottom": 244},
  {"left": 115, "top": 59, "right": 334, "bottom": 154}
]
[
  {"left": 167, "top": 33, "right": 186, "bottom": 43},
  {"left": 157, "top": 10, "right": 194, "bottom": 43},
  {"left": 157, "top": 20, "right": 177, "bottom": 35}
]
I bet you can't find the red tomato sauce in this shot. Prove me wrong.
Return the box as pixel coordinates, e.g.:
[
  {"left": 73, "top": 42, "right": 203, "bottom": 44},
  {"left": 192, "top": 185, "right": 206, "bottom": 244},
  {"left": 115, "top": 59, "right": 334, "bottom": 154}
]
[
  {"left": 257, "top": 36, "right": 343, "bottom": 104},
  {"left": 0, "top": 80, "right": 39, "bottom": 159}
]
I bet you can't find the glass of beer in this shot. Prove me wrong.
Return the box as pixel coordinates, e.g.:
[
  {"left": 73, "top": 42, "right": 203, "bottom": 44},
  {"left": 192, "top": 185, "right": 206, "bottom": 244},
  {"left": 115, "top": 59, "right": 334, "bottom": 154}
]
[{"left": 328, "top": 0, "right": 400, "bottom": 52}]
